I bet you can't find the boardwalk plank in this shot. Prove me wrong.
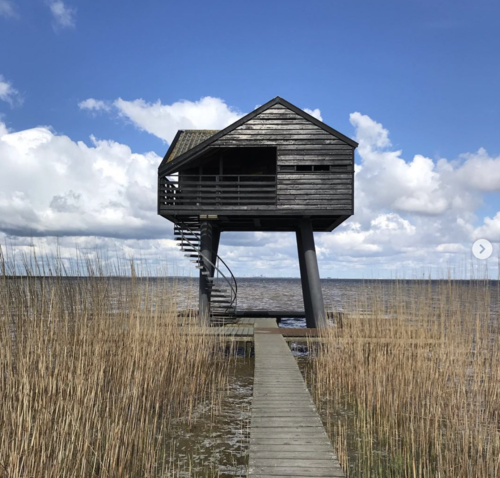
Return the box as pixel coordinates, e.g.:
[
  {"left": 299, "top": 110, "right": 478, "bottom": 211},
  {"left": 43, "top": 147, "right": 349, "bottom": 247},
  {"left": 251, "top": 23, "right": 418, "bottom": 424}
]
[
  {"left": 249, "top": 467, "right": 344, "bottom": 477},
  {"left": 248, "top": 332, "right": 345, "bottom": 477},
  {"left": 250, "top": 445, "right": 334, "bottom": 452},
  {"left": 250, "top": 458, "right": 340, "bottom": 468}
]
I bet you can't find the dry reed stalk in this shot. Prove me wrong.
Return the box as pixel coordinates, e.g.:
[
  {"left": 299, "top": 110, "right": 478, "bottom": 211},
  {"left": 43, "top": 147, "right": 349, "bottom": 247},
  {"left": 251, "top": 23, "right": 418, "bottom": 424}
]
[
  {"left": 308, "top": 279, "right": 500, "bottom": 477},
  {"left": 0, "top": 249, "right": 230, "bottom": 477}
]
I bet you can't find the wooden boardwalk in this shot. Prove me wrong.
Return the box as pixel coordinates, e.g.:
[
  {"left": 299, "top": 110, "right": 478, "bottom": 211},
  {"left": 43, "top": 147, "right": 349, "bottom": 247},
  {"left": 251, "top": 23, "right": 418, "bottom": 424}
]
[
  {"left": 179, "top": 317, "right": 321, "bottom": 338},
  {"left": 249, "top": 320, "right": 345, "bottom": 477}
]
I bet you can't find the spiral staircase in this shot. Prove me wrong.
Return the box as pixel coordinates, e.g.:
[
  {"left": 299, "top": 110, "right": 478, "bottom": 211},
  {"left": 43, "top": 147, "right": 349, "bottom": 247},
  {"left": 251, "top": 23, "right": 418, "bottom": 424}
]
[{"left": 174, "top": 218, "right": 238, "bottom": 325}]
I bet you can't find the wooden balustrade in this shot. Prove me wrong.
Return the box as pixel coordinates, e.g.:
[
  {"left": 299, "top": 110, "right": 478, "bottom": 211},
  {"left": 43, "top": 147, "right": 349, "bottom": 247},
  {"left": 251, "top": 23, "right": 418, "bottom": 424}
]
[{"left": 160, "top": 175, "right": 277, "bottom": 207}]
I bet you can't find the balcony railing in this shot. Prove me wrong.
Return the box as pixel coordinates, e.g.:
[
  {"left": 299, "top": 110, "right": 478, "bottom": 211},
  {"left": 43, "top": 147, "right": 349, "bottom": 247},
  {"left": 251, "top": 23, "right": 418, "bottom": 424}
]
[{"left": 159, "top": 174, "right": 277, "bottom": 208}]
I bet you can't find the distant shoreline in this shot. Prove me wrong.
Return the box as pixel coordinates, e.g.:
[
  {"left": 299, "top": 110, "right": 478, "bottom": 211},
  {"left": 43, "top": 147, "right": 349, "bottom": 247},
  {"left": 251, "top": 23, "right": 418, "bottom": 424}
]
[{"left": 3, "top": 275, "right": 499, "bottom": 283}]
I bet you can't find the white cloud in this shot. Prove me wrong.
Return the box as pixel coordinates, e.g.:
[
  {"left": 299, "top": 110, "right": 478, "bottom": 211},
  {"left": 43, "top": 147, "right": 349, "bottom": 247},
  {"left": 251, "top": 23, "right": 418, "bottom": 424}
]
[
  {"left": 0, "top": 122, "right": 9, "bottom": 137},
  {"left": 0, "top": 120, "right": 165, "bottom": 240},
  {"left": 79, "top": 98, "right": 111, "bottom": 113},
  {"left": 474, "top": 212, "right": 500, "bottom": 242},
  {"left": 0, "top": 0, "right": 16, "bottom": 18},
  {"left": 326, "top": 111, "right": 500, "bottom": 273},
  {"left": 85, "top": 96, "right": 325, "bottom": 144},
  {"left": 0, "top": 74, "right": 22, "bottom": 106},
  {"left": 350, "top": 112, "right": 478, "bottom": 217},
  {"left": 351, "top": 111, "right": 391, "bottom": 150},
  {"left": 317, "top": 214, "right": 416, "bottom": 259},
  {"left": 454, "top": 148, "right": 500, "bottom": 192},
  {"left": 303, "top": 108, "right": 323, "bottom": 121},
  {"left": 114, "top": 96, "right": 244, "bottom": 143},
  {"left": 48, "top": 1, "right": 75, "bottom": 29},
  {"left": 0, "top": 100, "right": 498, "bottom": 278},
  {"left": 436, "top": 243, "right": 467, "bottom": 253}
]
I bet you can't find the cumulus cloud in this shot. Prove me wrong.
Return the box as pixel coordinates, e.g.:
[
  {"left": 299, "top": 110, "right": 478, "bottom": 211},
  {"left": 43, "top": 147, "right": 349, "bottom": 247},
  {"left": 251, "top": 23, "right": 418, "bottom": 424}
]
[
  {"left": 0, "top": 100, "right": 498, "bottom": 278},
  {"left": 78, "top": 98, "right": 111, "bottom": 113},
  {"left": 48, "top": 1, "right": 75, "bottom": 29},
  {"left": 436, "top": 243, "right": 467, "bottom": 253},
  {"left": 83, "top": 96, "right": 325, "bottom": 144},
  {"left": 303, "top": 108, "right": 323, "bottom": 121},
  {"left": 0, "top": 0, "right": 16, "bottom": 18},
  {"left": 0, "top": 121, "right": 166, "bottom": 239},
  {"left": 313, "top": 111, "right": 500, "bottom": 274},
  {"left": 350, "top": 112, "right": 491, "bottom": 219},
  {"left": 317, "top": 214, "right": 417, "bottom": 259},
  {"left": 474, "top": 212, "right": 500, "bottom": 242},
  {"left": 113, "top": 96, "right": 244, "bottom": 143},
  {"left": 0, "top": 74, "right": 22, "bottom": 106},
  {"left": 454, "top": 148, "right": 500, "bottom": 192}
]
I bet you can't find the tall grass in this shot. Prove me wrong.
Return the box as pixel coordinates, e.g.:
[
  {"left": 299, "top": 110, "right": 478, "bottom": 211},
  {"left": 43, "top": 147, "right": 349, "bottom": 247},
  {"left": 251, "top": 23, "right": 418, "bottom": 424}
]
[
  {"left": 309, "top": 279, "right": 500, "bottom": 477},
  {"left": 0, "top": 249, "right": 229, "bottom": 477}
]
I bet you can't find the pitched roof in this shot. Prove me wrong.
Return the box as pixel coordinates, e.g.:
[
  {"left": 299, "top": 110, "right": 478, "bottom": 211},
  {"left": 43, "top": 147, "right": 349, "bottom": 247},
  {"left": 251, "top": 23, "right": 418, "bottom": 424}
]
[
  {"left": 158, "top": 96, "right": 358, "bottom": 175},
  {"left": 164, "top": 130, "right": 219, "bottom": 163}
]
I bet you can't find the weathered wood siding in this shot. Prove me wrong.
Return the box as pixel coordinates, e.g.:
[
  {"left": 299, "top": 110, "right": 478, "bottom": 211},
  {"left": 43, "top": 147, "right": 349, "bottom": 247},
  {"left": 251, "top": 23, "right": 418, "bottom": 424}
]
[{"left": 211, "top": 104, "right": 354, "bottom": 211}]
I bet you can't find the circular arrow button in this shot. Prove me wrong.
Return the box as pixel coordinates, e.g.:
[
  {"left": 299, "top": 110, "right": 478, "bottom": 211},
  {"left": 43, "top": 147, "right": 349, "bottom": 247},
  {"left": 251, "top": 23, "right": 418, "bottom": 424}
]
[{"left": 472, "top": 239, "right": 493, "bottom": 260}]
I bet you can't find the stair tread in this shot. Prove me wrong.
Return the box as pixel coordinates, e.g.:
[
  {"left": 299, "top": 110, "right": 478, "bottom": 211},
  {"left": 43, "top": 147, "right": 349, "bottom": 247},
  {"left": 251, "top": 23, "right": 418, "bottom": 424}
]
[{"left": 175, "top": 219, "right": 237, "bottom": 322}]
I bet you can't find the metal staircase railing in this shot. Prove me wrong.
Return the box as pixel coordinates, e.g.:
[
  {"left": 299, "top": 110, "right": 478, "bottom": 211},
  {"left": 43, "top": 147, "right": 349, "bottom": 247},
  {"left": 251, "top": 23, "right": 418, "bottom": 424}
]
[{"left": 173, "top": 218, "right": 237, "bottom": 325}]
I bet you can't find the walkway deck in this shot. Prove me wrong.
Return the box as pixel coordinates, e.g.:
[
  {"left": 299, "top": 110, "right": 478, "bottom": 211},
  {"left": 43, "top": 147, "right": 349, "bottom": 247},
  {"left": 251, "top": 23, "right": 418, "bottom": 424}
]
[
  {"left": 179, "top": 317, "right": 320, "bottom": 338},
  {"left": 248, "top": 320, "right": 345, "bottom": 477}
]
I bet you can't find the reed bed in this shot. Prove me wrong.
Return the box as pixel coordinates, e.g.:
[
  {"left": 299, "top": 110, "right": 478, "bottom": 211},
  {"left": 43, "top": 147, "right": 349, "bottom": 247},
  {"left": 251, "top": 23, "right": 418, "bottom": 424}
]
[
  {"left": 0, "top": 250, "right": 230, "bottom": 477},
  {"left": 308, "top": 279, "right": 500, "bottom": 477}
]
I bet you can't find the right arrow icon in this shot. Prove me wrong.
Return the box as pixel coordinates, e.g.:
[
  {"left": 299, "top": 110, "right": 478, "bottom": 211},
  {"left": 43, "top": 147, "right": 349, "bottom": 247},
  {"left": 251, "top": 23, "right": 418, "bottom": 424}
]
[{"left": 473, "top": 239, "right": 493, "bottom": 260}]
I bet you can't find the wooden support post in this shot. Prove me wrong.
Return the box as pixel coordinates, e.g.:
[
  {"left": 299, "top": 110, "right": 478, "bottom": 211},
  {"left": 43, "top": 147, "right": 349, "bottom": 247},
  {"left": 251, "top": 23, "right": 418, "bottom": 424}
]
[
  {"left": 199, "top": 220, "right": 214, "bottom": 325},
  {"left": 245, "top": 340, "right": 253, "bottom": 358},
  {"left": 298, "top": 219, "right": 327, "bottom": 329},
  {"left": 296, "top": 230, "right": 314, "bottom": 328}
]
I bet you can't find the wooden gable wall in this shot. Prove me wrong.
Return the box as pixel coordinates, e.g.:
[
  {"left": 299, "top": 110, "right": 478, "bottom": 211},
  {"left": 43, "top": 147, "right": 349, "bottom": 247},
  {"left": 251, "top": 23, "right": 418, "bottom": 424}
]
[{"left": 209, "top": 104, "right": 354, "bottom": 212}]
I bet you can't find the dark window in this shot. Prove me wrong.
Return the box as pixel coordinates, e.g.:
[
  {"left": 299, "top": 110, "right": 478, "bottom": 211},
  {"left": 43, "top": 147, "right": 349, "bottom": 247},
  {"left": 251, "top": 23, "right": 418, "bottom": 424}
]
[
  {"left": 192, "top": 147, "right": 277, "bottom": 176},
  {"left": 330, "top": 166, "right": 348, "bottom": 171},
  {"left": 313, "top": 165, "right": 330, "bottom": 172},
  {"left": 278, "top": 164, "right": 344, "bottom": 172}
]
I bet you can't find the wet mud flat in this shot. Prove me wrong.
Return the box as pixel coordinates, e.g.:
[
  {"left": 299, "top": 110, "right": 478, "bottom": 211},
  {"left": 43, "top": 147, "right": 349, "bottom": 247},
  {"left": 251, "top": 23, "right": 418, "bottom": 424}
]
[{"left": 165, "top": 359, "right": 253, "bottom": 477}]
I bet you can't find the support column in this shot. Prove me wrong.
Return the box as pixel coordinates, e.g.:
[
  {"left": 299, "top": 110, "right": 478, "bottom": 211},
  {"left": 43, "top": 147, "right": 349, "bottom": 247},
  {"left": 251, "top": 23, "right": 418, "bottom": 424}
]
[
  {"left": 296, "top": 230, "right": 314, "bottom": 328},
  {"left": 199, "top": 221, "right": 214, "bottom": 325},
  {"left": 297, "top": 219, "right": 327, "bottom": 329},
  {"left": 210, "top": 228, "right": 221, "bottom": 269}
]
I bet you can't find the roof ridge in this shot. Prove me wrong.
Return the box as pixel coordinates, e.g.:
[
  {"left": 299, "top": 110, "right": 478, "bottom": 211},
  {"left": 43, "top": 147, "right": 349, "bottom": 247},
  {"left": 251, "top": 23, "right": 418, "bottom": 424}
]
[
  {"left": 158, "top": 96, "right": 358, "bottom": 173},
  {"left": 182, "top": 129, "right": 220, "bottom": 132}
]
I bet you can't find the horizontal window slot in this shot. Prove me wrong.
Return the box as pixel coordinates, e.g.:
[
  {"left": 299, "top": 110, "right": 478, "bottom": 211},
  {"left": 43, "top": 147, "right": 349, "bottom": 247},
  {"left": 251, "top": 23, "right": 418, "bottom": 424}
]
[{"left": 278, "top": 165, "right": 349, "bottom": 172}]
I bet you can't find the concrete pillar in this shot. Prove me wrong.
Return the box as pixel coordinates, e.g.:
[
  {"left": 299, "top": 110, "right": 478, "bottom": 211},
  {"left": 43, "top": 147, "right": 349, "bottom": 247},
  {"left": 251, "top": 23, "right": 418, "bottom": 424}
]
[
  {"left": 297, "top": 219, "right": 327, "bottom": 329},
  {"left": 296, "top": 230, "right": 314, "bottom": 328}
]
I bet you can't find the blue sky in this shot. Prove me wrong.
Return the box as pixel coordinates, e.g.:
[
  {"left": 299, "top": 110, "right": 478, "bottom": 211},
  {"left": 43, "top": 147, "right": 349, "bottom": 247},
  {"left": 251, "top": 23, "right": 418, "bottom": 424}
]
[{"left": 0, "top": 0, "right": 499, "bottom": 278}]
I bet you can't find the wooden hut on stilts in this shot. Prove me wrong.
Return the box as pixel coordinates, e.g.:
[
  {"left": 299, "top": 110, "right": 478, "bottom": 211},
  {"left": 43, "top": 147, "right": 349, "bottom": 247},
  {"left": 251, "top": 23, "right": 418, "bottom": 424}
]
[{"left": 158, "top": 97, "right": 357, "bottom": 328}]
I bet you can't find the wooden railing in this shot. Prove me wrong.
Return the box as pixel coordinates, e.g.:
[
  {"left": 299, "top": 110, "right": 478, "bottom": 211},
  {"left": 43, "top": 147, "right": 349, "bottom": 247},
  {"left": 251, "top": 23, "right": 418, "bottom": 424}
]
[{"left": 159, "top": 174, "right": 277, "bottom": 208}]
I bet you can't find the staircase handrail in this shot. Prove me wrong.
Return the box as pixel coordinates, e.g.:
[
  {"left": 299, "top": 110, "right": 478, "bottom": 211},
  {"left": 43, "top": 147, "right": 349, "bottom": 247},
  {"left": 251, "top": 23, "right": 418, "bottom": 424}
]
[
  {"left": 213, "top": 253, "right": 238, "bottom": 312},
  {"left": 176, "top": 222, "right": 237, "bottom": 313}
]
